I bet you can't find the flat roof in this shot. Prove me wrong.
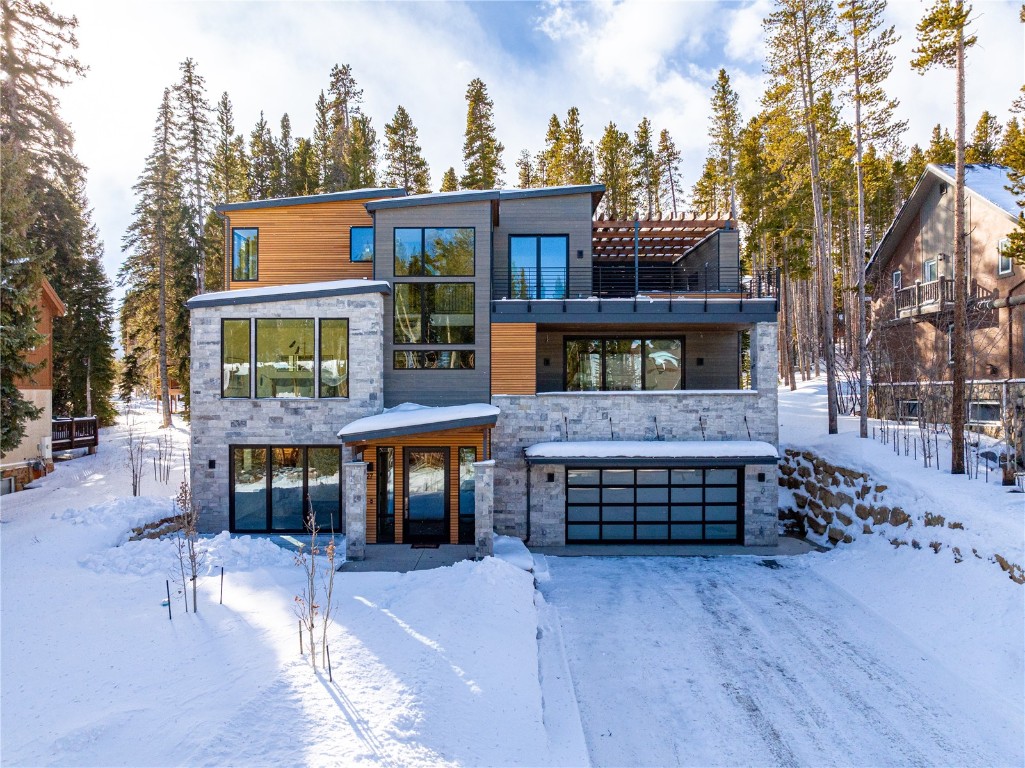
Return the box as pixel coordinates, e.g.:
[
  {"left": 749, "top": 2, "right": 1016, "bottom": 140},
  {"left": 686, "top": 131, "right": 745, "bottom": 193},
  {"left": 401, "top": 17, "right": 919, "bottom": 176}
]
[
  {"left": 186, "top": 279, "right": 390, "bottom": 309},
  {"left": 339, "top": 402, "right": 500, "bottom": 442},
  {"left": 524, "top": 440, "right": 778, "bottom": 467},
  {"left": 215, "top": 188, "right": 405, "bottom": 213},
  {"left": 366, "top": 189, "right": 501, "bottom": 211},
  {"left": 498, "top": 184, "right": 605, "bottom": 201}
]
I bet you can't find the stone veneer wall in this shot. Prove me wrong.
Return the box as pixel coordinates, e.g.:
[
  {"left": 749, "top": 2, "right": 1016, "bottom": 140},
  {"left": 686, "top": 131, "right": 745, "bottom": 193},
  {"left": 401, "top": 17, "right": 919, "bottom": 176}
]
[
  {"left": 779, "top": 448, "right": 1024, "bottom": 584},
  {"left": 189, "top": 293, "right": 384, "bottom": 532},
  {"left": 492, "top": 322, "right": 780, "bottom": 545}
]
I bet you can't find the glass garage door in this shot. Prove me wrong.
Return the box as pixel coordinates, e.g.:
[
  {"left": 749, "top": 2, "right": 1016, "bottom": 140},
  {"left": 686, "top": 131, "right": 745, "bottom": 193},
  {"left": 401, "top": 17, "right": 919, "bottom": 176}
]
[{"left": 565, "top": 467, "right": 742, "bottom": 543}]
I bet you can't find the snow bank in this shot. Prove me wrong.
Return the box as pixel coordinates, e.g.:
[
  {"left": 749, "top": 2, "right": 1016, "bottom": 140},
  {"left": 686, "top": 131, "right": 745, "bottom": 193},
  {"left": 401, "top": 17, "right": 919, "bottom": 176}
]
[{"left": 494, "top": 534, "right": 534, "bottom": 572}]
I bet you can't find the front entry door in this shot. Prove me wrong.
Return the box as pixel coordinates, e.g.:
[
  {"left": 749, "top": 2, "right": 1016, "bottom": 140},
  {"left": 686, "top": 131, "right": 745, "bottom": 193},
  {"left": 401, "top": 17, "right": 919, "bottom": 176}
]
[{"left": 404, "top": 448, "right": 449, "bottom": 543}]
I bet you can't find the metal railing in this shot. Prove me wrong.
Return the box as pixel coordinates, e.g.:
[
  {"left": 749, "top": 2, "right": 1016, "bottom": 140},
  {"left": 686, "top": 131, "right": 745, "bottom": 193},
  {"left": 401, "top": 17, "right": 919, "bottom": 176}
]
[
  {"left": 493, "top": 265, "right": 778, "bottom": 300},
  {"left": 52, "top": 416, "right": 99, "bottom": 452}
]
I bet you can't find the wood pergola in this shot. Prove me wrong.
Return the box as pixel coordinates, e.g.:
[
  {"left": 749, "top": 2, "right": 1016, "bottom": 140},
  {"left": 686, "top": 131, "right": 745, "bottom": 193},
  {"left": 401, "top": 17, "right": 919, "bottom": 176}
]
[{"left": 591, "top": 213, "right": 733, "bottom": 261}]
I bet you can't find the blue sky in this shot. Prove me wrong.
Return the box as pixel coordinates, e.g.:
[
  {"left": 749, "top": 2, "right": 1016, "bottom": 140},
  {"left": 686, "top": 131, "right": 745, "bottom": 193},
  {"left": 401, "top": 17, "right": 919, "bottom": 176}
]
[{"left": 52, "top": 0, "right": 1023, "bottom": 303}]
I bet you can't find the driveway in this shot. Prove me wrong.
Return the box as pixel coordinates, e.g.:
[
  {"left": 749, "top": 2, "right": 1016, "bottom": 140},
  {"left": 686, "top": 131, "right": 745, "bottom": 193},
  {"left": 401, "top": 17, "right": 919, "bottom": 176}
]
[{"left": 537, "top": 555, "right": 1021, "bottom": 767}]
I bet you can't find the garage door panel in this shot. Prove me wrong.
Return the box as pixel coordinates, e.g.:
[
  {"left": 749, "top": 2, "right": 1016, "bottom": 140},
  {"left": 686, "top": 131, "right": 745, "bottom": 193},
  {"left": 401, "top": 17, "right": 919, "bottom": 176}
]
[{"left": 566, "top": 465, "right": 743, "bottom": 544}]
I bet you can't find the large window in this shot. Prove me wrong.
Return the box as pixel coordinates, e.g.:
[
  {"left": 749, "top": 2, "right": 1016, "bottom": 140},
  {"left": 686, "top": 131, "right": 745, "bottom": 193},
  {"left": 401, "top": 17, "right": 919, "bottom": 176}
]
[
  {"left": 231, "top": 446, "right": 341, "bottom": 533},
  {"left": 319, "top": 319, "right": 348, "bottom": 398},
  {"left": 566, "top": 338, "right": 684, "bottom": 391},
  {"left": 510, "top": 235, "right": 568, "bottom": 299},
  {"left": 232, "top": 228, "right": 258, "bottom": 282},
  {"left": 255, "top": 319, "right": 314, "bottom": 398},
  {"left": 222, "top": 319, "right": 251, "bottom": 397},
  {"left": 969, "top": 401, "right": 1000, "bottom": 424},
  {"left": 395, "top": 227, "right": 474, "bottom": 276},
  {"left": 394, "top": 283, "right": 474, "bottom": 344},
  {"left": 998, "top": 238, "right": 1013, "bottom": 275},
  {"left": 351, "top": 226, "right": 374, "bottom": 263}
]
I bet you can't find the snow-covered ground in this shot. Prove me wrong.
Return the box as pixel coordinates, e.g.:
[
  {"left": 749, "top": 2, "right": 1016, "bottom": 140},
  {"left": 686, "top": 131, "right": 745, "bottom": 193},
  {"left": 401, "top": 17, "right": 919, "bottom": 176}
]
[{"left": 1, "top": 386, "right": 1022, "bottom": 767}]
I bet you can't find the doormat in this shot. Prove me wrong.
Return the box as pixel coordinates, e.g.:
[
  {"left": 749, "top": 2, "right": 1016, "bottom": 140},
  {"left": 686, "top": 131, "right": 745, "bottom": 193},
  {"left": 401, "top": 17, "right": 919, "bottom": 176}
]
[{"left": 411, "top": 543, "right": 440, "bottom": 549}]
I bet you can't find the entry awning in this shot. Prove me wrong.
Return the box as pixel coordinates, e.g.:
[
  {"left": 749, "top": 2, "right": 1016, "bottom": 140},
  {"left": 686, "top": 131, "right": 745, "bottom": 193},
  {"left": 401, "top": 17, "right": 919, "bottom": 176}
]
[
  {"left": 338, "top": 402, "right": 500, "bottom": 443},
  {"left": 524, "top": 440, "right": 778, "bottom": 467}
]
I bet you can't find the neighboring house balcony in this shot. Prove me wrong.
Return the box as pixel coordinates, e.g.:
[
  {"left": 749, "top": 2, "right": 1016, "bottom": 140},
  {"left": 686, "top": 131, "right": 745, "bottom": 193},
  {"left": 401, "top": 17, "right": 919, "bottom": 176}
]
[{"left": 893, "top": 276, "right": 988, "bottom": 319}]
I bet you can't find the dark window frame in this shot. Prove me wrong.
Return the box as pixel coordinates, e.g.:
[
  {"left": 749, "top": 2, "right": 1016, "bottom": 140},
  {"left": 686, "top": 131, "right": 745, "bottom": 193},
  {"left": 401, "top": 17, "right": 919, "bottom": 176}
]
[
  {"left": 393, "top": 226, "right": 476, "bottom": 277},
  {"left": 221, "top": 318, "right": 252, "bottom": 399},
  {"left": 403, "top": 445, "right": 451, "bottom": 543},
  {"left": 458, "top": 446, "right": 477, "bottom": 544},
  {"left": 254, "top": 317, "right": 316, "bottom": 399},
  {"left": 392, "top": 281, "right": 476, "bottom": 346},
  {"left": 508, "top": 233, "right": 569, "bottom": 299},
  {"left": 563, "top": 335, "right": 686, "bottom": 392},
  {"left": 318, "top": 318, "right": 349, "bottom": 399},
  {"left": 350, "top": 226, "right": 374, "bottom": 263},
  {"left": 564, "top": 465, "right": 744, "bottom": 544},
  {"left": 231, "top": 227, "right": 259, "bottom": 282},
  {"left": 228, "top": 444, "right": 343, "bottom": 533},
  {"left": 392, "top": 350, "right": 476, "bottom": 370}
]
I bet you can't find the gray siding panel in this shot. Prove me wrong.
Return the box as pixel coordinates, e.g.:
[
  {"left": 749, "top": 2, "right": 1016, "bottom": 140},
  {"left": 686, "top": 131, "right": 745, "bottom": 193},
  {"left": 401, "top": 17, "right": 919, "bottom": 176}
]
[{"left": 374, "top": 201, "right": 493, "bottom": 407}]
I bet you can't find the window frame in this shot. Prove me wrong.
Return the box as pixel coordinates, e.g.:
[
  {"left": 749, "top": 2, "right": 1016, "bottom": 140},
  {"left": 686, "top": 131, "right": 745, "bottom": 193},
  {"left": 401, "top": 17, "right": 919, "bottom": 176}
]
[
  {"left": 923, "top": 255, "right": 938, "bottom": 283},
  {"left": 393, "top": 226, "right": 476, "bottom": 277},
  {"left": 508, "top": 233, "right": 570, "bottom": 299},
  {"left": 892, "top": 270, "right": 902, "bottom": 292},
  {"left": 229, "top": 444, "right": 343, "bottom": 533},
  {"left": 457, "top": 446, "right": 477, "bottom": 544},
  {"left": 221, "top": 318, "right": 252, "bottom": 399},
  {"left": 947, "top": 322, "right": 954, "bottom": 364},
  {"left": 393, "top": 350, "right": 476, "bottom": 370},
  {"left": 231, "top": 227, "right": 259, "bottom": 282},
  {"left": 350, "top": 226, "right": 374, "bottom": 263},
  {"left": 254, "top": 317, "right": 316, "bottom": 399},
  {"left": 563, "top": 336, "right": 686, "bottom": 392},
  {"left": 318, "top": 318, "right": 349, "bottom": 399},
  {"left": 968, "top": 401, "right": 1001, "bottom": 425},
  {"left": 392, "top": 282, "right": 476, "bottom": 346},
  {"left": 997, "top": 238, "right": 1013, "bottom": 276}
]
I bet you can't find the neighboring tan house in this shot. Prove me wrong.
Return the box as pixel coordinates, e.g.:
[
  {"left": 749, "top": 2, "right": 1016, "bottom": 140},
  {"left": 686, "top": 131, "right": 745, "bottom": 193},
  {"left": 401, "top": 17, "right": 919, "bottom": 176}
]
[
  {"left": 188, "top": 185, "right": 780, "bottom": 554},
  {"left": 1, "top": 279, "right": 65, "bottom": 494},
  {"left": 868, "top": 163, "right": 1023, "bottom": 442}
]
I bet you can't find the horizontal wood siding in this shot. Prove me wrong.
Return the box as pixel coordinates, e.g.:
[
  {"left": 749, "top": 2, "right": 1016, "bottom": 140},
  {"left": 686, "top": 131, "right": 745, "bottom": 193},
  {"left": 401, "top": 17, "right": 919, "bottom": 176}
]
[
  {"left": 491, "top": 323, "right": 537, "bottom": 394},
  {"left": 359, "top": 426, "right": 489, "bottom": 545},
  {"left": 224, "top": 200, "right": 375, "bottom": 290}
]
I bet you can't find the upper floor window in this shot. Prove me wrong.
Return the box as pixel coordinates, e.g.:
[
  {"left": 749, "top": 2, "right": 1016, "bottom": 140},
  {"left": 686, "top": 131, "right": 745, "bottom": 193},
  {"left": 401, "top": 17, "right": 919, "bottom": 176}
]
[
  {"left": 351, "top": 226, "right": 374, "bottom": 263},
  {"left": 232, "top": 228, "right": 259, "bottom": 282},
  {"left": 319, "top": 319, "right": 349, "bottom": 398},
  {"left": 394, "top": 283, "right": 475, "bottom": 345},
  {"left": 255, "top": 319, "right": 314, "bottom": 398},
  {"left": 998, "top": 237, "right": 1013, "bottom": 275},
  {"left": 222, "top": 319, "right": 251, "bottom": 398},
  {"left": 892, "top": 270, "right": 902, "bottom": 292},
  {"left": 923, "top": 256, "right": 937, "bottom": 283},
  {"left": 394, "top": 227, "right": 474, "bottom": 276},
  {"left": 510, "top": 235, "right": 568, "bottom": 299}
]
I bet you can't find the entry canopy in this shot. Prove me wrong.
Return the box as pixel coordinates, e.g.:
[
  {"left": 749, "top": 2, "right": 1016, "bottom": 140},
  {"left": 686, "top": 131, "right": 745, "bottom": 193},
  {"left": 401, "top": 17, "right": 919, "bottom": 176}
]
[
  {"left": 338, "top": 402, "right": 500, "bottom": 442},
  {"left": 524, "top": 440, "right": 778, "bottom": 467}
]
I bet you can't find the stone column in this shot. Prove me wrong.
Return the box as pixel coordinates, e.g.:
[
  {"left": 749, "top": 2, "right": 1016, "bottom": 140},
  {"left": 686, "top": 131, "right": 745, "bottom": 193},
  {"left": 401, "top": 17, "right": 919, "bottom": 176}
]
[
  {"left": 474, "top": 460, "right": 495, "bottom": 559},
  {"left": 344, "top": 461, "right": 367, "bottom": 561}
]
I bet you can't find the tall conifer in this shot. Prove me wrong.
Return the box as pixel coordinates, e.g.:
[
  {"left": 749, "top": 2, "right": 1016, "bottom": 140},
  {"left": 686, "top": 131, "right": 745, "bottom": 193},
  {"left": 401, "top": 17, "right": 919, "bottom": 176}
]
[
  {"left": 461, "top": 78, "right": 505, "bottom": 189},
  {"left": 383, "top": 105, "right": 431, "bottom": 193},
  {"left": 633, "top": 117, "right": 659, "bottom": 218},
  {"left": 440, "top": 167, "right": 459, "bottom": 192},
  {"left": 173, "top": 58, "right": 212, "bottom": 293},
  {"left": 656, "top": 129, "right": 683, "bottom": 216}
]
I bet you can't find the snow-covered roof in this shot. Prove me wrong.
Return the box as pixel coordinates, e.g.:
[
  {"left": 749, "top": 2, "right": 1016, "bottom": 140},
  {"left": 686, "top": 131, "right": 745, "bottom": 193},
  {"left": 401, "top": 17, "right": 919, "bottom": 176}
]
[
  {"left": 934, "top": 163, "right": 1019, "bottom": 218},
  {"left": 524, "top": 440, "right": 778, "bottom": 466},
  {"left": 339, "top": 402, "right": 500, "bottom": 442},
  {"left": 187, "top": 279, "right": 391, "bottom": 309}
]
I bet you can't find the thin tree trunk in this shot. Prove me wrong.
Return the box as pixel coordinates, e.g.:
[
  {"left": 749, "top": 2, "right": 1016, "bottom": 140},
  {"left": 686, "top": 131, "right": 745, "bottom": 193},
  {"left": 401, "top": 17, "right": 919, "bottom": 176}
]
[
  {"left": 85, "top": 356, "right": 92, "bottom": 416},
  {"left": 950, "top": 15, "right": 967, "bottom": 474},
  {"left": 851, "top": 4, "right": 870, "bottom": 438},
  {"left": 158, "top": 229, "right": 172, "bottom": 429}
]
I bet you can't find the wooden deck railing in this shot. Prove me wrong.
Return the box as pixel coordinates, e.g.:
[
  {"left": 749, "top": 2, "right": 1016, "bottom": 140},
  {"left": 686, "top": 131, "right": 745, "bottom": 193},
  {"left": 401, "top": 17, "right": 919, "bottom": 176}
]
[
  {"left": 52, "top": 417, "right": 99, "bottom": 452},
  {"left": 894, "top": 277, "right": 986, "bottom": 317}
]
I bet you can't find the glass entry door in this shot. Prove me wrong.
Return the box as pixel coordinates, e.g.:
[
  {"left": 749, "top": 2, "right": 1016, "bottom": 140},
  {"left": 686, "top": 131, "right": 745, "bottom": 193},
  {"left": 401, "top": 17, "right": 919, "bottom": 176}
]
[{"left": 404, "top": 448, "right": 449, "bottom": 543}]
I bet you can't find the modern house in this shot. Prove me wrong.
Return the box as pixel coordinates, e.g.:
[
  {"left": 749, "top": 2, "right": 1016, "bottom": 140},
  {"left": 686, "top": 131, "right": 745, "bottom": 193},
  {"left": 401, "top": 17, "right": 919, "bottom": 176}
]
[
  {"left": 868, "top": 163, "right": 1023, "bottom": 442},
  {"left": 188, "top": 184, "right": 781, "bottom": 554},
  {"left": 1, "top": 279, "right": 66, "bottom": 494}
]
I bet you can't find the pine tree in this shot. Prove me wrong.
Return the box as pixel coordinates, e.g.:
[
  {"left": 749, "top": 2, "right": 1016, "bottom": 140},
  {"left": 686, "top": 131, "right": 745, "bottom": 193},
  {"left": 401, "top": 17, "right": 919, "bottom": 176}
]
[
  {"left": 998, "top": 83, "right": 1025, "bottom": 265},
  {"left": 461, "top": 78, "right": 505, "bottom": 189},
  {"left": 382, "top": 105, "right": 431, "bottom": 193},
  {"left": 515, "top": 148, "right": 537, "bottom": 188},
  {"left": 247, "top": 111, "right": 276, "bottom": 199},
  {"left": 541, "top": 114, "right": 565, "bottom": 187},
  {"left": 562, "top": 107, "right": 592, "bottom": 185},
  {"left": 173, "top": 58, "right": 212, "bottom": 293},
  {"left": 324, "top": 63, "right": 363, "bottom": 191},
  {"left": 966, "top": 110, "right": 1001, "bottom": 163},
  {"left": 276, "top": 113, "right": 296, "bottom": 195},
  {"left": 344, "top": 113, "right": 377, "bottom": 188},
  {"left": 904, "top": 143, "right": 927, "bottom": 188},
  {"left": 312, "top": 90, "right": 331, "bottom": 191},
  {"left": 912, "top": 0, "right": 977, "bottom": 474},
  {"left": 121, "top": 89, "right": 186, "bottom": 428},
  {"left": 709, "top": 69, "right": 742, "bottom": 218},
  {"left": 596, "top": 121, "right": 634, "bottom": 217},
  {"left": 1, "top": 0, "right": 85, "bottom": 449},
  {"left": 925, "top": 124, "right": 956, "bottom": 163},
  {"left": 692, "top": 157, "right": 726, "bottom": 215},
  {"left": 209, "top": 92, "right": 247, "bottom": 204},
  {"left": 656, "top": 129, "right": 683, "bottom": 216},
  {"left": 292, "top": 137, "right": 319, "bottom": 195},
  {"left": 837, "top": 0, "right": 904, "bottom": 439},
  {"left": 633, "top": 117, "right": 659, "bottom": 218},
  {"left": 440, "top": 167, "right": 459, "bottom": 192}
]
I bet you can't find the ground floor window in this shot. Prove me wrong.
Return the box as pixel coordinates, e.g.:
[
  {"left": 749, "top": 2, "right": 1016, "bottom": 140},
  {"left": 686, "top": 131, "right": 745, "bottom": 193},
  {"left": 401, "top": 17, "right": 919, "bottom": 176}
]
[
  {"left": 968, "top": 401, "right": 1000, "bottom": 424},
  {"left": 458, "top": 447, "right": 476, "bottom": 544},
  {"left": 565, "top": 337, "right": 684, "bottom": 391},
  {"left": 231, "top": 445, "right": 341, "bottom": 533},
  {"left": 565, "top": 466, "right": 743, "bottom": 543}
]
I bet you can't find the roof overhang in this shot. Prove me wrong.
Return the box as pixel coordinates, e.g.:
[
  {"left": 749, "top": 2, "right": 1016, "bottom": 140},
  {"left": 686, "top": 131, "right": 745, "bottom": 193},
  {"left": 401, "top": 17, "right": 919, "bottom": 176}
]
[
  {"left": 592, "top": 215, "right": 734, "bottom": 261},
  {"left": 524, "top": 440, "right": 778, "bottom": 467},
  {"left": 40, "top": 278, "right": 66, "bottom": 317},
  {"left": 186, "top": 279, "right": 390, "bottom": 309},
  {"left": 366, "top": 189, "right": 500, "bottom": 211},
  {"left": 215, "top": 188, "right": 405, "bottom": 213},
  {"left": 339, "top": 402, "right": 500, "bottom": 442}
]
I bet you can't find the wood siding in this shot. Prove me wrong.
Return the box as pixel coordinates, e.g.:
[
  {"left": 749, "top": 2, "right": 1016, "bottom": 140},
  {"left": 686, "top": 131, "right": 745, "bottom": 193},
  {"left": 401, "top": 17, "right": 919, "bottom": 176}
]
[
  {"left": 491, "top": 323, "right": 537, "bottom": 395},
  {"left": 16, "top": 280, "right": 64, "bottom": 390},
  {"left": 357, "top": 426, "right": 489, "bottom": 544},
  {"left": 223, "top": 200, "right": 375, "bottom": 290}
]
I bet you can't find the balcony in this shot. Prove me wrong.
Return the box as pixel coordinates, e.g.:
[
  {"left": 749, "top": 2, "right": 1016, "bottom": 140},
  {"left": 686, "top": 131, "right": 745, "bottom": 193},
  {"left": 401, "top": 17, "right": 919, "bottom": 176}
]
[
  {"left": 893, "top": 277, "right": 986, "bottom": 319},
  {"left": 52, "top": 416, "right": 99, "bottom": 452}
]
